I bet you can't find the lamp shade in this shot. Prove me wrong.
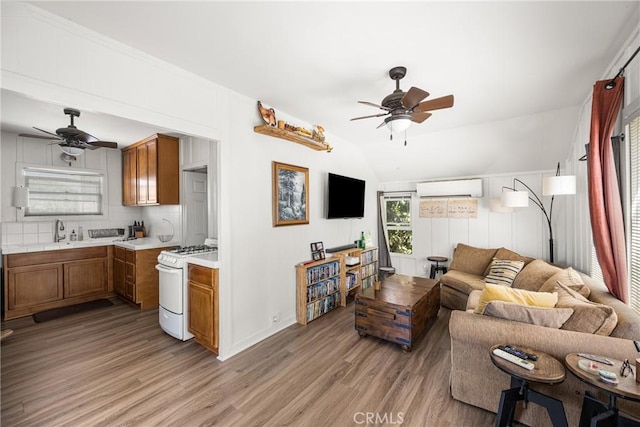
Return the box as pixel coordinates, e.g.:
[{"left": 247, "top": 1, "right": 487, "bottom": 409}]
[
  {"left": 490, "top": 198, "right": 514, "bottom": 213},
  {"left": 543, "top": 175, "right": 576, "bottom": 196},
  {"left": 386, "top": 116, "right": 411, "bottom": 134},
  {"left": 501, "top": 190, "right": 529, "bottom": 207},
  {"left": 60, "top": 146, "right": 84, "bottom": 156},
  {"left": 12, "top": 186, "right": 29, "bottom": 208}
]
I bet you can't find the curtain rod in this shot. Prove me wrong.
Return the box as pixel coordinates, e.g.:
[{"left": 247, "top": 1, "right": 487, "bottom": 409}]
[{"left": 605, "top": 45, "right": 640, "bottom": 89}]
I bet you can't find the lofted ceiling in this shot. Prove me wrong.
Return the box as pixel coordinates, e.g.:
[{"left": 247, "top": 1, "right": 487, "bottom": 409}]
[{"left": 3, "top": 1, "right": 639, "bottom": 182}]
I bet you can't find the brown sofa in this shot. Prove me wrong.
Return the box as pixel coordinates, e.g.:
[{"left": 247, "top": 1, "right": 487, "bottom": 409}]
[{"left": 444, "top": 243, "right": 640, "bottom": 426}]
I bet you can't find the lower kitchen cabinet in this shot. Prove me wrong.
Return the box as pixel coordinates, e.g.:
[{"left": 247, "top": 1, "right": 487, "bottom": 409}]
[
  {"left": 3, "top": 246, "right": 114, "bottom": 320},
  {"left": 113, "top": 246, "right": 166, "bottom": 310},
  {"left": 188, "top": 264, "right": 218, "bottom": 354}
]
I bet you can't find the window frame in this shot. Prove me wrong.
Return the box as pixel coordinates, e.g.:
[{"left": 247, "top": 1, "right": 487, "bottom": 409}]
[
  {"left": 384, "top": 195, "right": 413, "bottom": 256},
  {"left": 16, "top": 163, "right": 109, "bottom": 222}
]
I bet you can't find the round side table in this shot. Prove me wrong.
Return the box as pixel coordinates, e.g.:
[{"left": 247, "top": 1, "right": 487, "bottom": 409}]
[
  {"left": 565, "top": 353, "right": 640, "bottom": 426},
  {"left": 490, "top": 344, "right": 568, "bottom": 427},
  {"left": 427, "top": 256, "right": 448, "bottom": 279}
]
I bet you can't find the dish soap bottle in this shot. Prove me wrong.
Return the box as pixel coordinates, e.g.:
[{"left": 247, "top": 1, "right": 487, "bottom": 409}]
[{"left": 70, "top": 230, "right": 77, "bottom": 241}]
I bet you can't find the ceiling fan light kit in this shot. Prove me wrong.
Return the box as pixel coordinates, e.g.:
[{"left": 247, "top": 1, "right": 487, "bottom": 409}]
[
  {"left": 351, "top": 65, "right": 454, "bottom": 143},
  {"left": 60, "top": 145, "right": 84, "bottom": 156}
]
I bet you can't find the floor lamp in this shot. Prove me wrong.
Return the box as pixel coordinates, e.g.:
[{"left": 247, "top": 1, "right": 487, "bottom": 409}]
[{"left": 501, "top": 163, "right": 576, "bottom": 263}]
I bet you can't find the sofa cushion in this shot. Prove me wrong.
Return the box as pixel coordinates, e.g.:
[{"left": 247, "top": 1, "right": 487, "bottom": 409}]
[
  {"left": 439, "top": 270, "right": 487, "bottom": 295},
  {"left": 555, "top": 282, "right": 618, "bottom": 336},
  {"left": 539, "top": 267, "right": 590, "bottom": 298},
  {"left": 512, "top": 259, "right": 562, "bottom": 291},
  {"left": 449, "top": 243, "right": 498, "bottom": 276},
  {"left": 484, "top": 259, "right": 525, "bottom": 286},
  {"left": 484, "top": 248, "right": 535, "bottom": 276},
  {"left": 580, "top": 275, "right": 639, "bottom": 339},
  {"left": 474, "top": 283, "right": 558, "bottom": 314},
  {"left": 481, "top": 301, "right": 574, "bottom": 328}
]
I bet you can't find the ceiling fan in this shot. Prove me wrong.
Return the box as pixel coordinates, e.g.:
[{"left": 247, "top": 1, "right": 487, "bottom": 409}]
[
  {"left": 350, "top": 66, "right": 454, "bottom": 142},
  {"left": 19, "top": 107, "right": 118, "bottom": 156}
]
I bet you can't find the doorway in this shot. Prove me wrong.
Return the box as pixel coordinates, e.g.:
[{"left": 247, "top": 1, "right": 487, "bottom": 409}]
[{"left": 183, "top": 168, "right": 208, "bottom": 246}]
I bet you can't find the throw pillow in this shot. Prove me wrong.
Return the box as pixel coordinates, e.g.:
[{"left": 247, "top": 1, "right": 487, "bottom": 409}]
[
  {"left": 512, "top": 259, "right": 562, "bottom": 291},
  {"left": 484, "top": 259, "right": 525, "bottom": 287},
  {"left": 555, "top": 282, "right": 618, "bottom": 335},
  {"left": 483, "top": 248, "right": 535, "bottom": 276},
  {"left": 474, "top": 283, "right": 558, "bottom": 314},
  {"left": 482, "top": 301, "right": 574, "bottom": 328},
  {"left": 539, "top": 267, "right": 590, "bottom": 298}
]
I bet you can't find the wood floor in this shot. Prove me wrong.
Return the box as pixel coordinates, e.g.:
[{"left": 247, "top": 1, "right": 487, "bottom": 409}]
[{"left": 1, "top": 298, "right": 497, "bottom": 426}]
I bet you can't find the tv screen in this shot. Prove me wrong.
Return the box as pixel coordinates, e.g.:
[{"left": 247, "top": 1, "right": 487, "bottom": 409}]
[{"left": 327, "top": 173, "right": 365, "bottom": 219}]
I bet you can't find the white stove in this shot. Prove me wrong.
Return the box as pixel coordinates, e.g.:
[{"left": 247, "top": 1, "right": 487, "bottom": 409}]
[{"left": 156, "top": 238, "right": 217, "bottom": 340}]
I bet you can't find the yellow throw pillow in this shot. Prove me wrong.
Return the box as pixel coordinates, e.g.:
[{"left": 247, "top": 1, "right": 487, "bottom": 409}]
[{"left": 474, "top": 283, "right": 558, "bottom": 314}]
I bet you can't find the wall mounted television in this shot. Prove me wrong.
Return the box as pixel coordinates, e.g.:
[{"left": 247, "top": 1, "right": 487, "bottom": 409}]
[{"left": 327, "top": 172, "right": 365, "bottom": 219}]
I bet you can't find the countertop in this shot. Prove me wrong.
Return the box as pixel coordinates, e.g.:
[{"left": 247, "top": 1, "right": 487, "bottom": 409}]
[
  {"left": 1, "top": 237, "right": 181, "bottom": 255},
  {"left": 186, "top": 252, "right": 220, "bottom": 269}
]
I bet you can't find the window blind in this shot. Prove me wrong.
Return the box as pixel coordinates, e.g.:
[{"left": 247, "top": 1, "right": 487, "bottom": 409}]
[
  {"left": 629, "top": 115, "right": 640, "bottom": 313},
  {"left": 24, "top": 167, "right": 104, "bottom": 216}
]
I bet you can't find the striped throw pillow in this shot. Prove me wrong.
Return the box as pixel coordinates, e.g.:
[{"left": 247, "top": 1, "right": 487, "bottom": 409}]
[{"left": 483, "top": 258, "right": 525, "bottom": 286}]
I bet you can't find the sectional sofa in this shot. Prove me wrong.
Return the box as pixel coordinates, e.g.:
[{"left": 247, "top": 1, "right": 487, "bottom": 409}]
[{"left": 443, "top": 243, "right": 640, "bottom": 426}]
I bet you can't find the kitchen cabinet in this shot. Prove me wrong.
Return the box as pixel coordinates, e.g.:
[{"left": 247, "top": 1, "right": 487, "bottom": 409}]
[
  {"left": 188, "top": 264, "right": 218, "bottom": 354},
  {"left": 3, "top": 246, "right": 114, "bottom": 320},
  {"left": 113, "top": 246, "right": 166, "bottom": 310},
  {"left": 122, "top": 133, "right": 179, "bottom": 206}
]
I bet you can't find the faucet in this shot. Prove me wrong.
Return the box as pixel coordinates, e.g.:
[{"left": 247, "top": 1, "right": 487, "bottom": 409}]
[{"left": 54, "top": 219, "right": 66, "bottom": 242}]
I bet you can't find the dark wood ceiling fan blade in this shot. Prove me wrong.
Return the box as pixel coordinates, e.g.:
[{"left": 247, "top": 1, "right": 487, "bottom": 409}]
[
  {"left": 358, "top": 101, "right": 391, "bottom": 111},
  {"left": 411, "top": 112, "right": 432, "bottom": 123},
  {"left": 88, "top": 141, "right": 118, "bottom": 149},
  {"left": 33, "top": 127, "right": 61, "bottom": 138},
  {"left": 19, "top": 133, "right": 62, "bottom": 141},
  {"left": 414, "top": 94, "right": 454, "bottom": 112},
  {"left": 402, "top": 87, "right": 430, "bottom": 108},
  {"left": 350, "top": 112, "right": 389, "bottom": 121},
  {"left": 376, "top": 120, "right": 387, "bottom": 129}
]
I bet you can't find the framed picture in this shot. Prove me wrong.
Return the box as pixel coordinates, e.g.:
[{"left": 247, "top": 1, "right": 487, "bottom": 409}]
[
  {"left": 310, "top": 241, "right": 325, "bottom": 261},
  {"left": 272, "top": 161, "right": 309, "bottom": 227}
]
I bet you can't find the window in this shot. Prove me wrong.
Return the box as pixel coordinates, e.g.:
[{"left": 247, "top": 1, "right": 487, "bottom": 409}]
[
  {"left": 22, "top": 166, "right": 104, "bottom": 217},
  {"left": 385, "top": 196, "right": 412, "bottom": 254},
  {"left": 629, "top": 114, "right": 640, "bottom": 313}
]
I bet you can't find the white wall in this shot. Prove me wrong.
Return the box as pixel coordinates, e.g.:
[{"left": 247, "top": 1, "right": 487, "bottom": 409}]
[
  {"left": 381, "top": 169, "right": 569, "bottom": 276},
  {"left": 1, "top": 2, "right": 378, "bottom": 360}
]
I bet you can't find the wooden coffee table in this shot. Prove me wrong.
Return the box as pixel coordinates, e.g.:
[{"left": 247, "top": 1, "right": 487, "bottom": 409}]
[
  {"left": 565, "top": 353, "right": 640, "bottom": 426},
  {"left": 490, "top": 345, "right": 568, "bottom": 427},
  {"left": 354, "top": 274, "right": 439, "bottom": 352}
]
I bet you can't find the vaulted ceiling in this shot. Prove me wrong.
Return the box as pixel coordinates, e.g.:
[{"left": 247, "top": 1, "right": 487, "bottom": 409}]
[{"left": 4, "top": 1, "right": 639, "bottom": 182}]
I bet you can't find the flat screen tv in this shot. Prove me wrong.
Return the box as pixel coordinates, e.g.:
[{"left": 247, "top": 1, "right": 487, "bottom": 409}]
[{"left": 327, "top": 173, "right": 365, "bottom": 219}]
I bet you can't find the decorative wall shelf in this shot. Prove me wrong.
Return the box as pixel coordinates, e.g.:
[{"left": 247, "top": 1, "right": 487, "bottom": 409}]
[{"left": 254, "top": 125, "right": 332, "bottom": 152}]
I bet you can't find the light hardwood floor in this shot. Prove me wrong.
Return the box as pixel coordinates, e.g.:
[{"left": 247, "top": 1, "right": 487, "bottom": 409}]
[{"left": 1, "top": 298, "right": 496, "bottom": 426}]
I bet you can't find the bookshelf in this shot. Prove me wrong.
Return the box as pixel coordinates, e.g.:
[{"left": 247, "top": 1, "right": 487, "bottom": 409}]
[
  {"left": 295, "top": 246, "right": 379, "bottom": 325},
  {"left": 360, "top": 247, "right": 379, "bottom": 291}
]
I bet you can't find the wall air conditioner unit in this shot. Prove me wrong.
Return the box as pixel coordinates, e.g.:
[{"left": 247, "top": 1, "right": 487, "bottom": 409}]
[{"left": 416, "top": 178, "right": 483, "bottom": 198}]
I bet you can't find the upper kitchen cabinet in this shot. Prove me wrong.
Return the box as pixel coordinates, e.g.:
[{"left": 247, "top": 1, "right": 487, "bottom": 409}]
[{"left": 122, "top": 134, "right": 180, "bottom": 206}]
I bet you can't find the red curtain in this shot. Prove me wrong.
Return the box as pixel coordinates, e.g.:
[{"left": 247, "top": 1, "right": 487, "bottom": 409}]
[{"left": 588, "top": 76, "right": 629, "bottom": 303}]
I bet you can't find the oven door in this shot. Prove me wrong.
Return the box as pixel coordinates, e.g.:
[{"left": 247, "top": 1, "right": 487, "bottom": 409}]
[{"left": 155, "top": 264, "right": 184, "bottom": 314}]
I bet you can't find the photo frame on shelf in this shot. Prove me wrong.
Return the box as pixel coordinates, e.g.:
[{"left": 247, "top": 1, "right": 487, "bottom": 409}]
[
  {"left": 310, "top": 241, "right": 325, "bottom": 261},
  {"left": 272, "top": 161, "right": 309, "bottom": 227}
]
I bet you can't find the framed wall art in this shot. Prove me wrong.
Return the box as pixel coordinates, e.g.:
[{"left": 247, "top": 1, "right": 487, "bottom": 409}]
[{"left": 272, "top": 161, "right": 309, "bottom": 227}]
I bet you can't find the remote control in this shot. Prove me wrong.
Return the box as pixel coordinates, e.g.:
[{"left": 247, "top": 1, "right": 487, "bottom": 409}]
[
  {"left": 493, "top": 348, "right": 535, "bottom": 370},
  {"left": 499, "top": 345, "right": 538, "bottom": 361},
  {"left": 578, "top": 353, "right": 614, "bottom": 365}
]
